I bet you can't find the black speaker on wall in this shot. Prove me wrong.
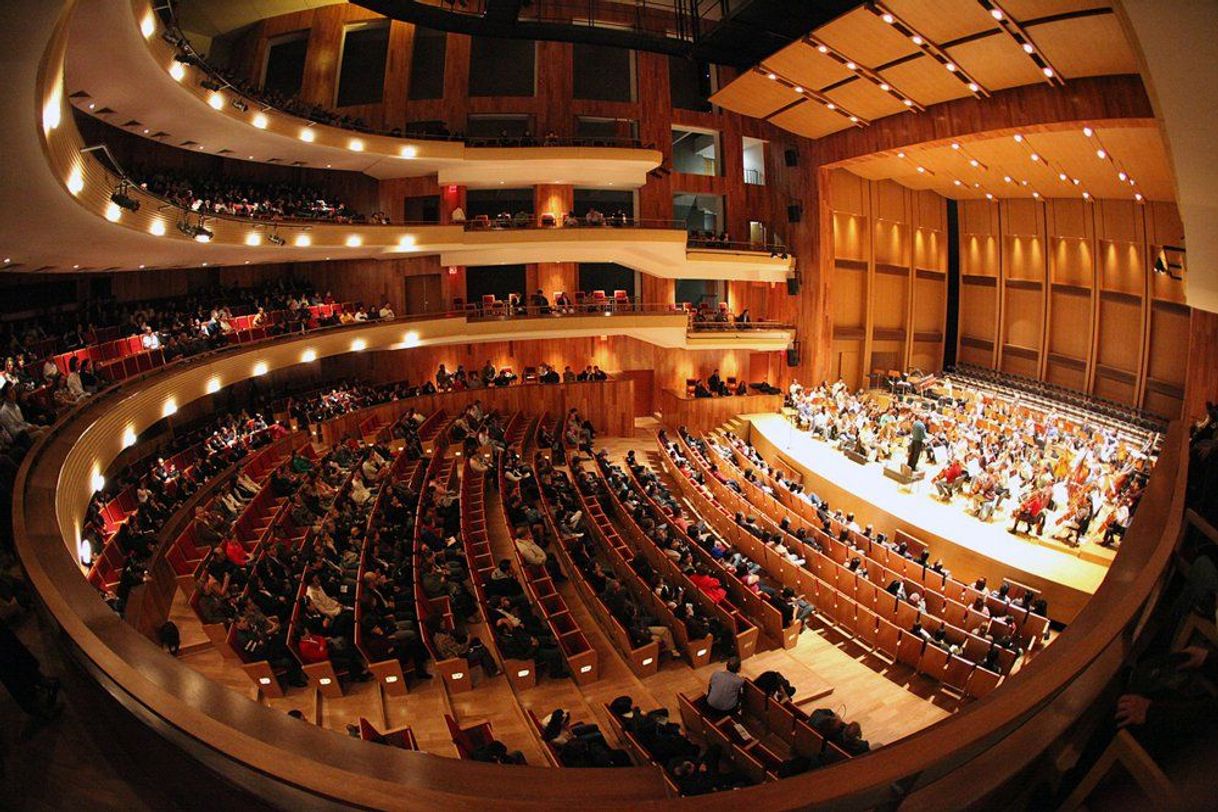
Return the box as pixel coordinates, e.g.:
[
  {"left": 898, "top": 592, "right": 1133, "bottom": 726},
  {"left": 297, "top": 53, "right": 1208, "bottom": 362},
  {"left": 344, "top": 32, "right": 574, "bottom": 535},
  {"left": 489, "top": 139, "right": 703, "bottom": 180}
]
[
  {"left": 787, "top": 204, "right": 802, "bottom": 223},
  {"left": 784, "top": 149, "right": 799, "bottom": 167},
  {"left": 786, "top": 276, "right": 800, "bottom": 295},
  {"left": 786, "top": 346, "right": 800, "bottom": 367}
]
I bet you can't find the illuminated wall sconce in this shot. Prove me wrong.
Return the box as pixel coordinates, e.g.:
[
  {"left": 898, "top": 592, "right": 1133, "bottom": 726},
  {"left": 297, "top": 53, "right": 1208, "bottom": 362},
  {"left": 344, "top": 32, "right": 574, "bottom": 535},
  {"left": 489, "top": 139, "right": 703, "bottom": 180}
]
[
  {"left": 162, "top": 399, "right": 178, "bottom": 416},
  {"left": 451, "top": 672, "right": 465, "bottom": 680},
  {"left": 169, "top": 62, "right": 185, "bottom": 81},
  {"left": 579, "top": 665, "right": 593, "bottom": 674},
  {"left": 208, "top": 93, "right": 224, "bottom": 110},
  {"left": 122, "top": 427, "right": 137, "bottom": 448},
  {"left": 149, "top": 220, "right": 166, "bottom": 236},
  {"left": 91, "top": 468, "right": 106, "bottom": 493},
  {"left": 399, "top": 145, "right": 417, "bottom": 158},
  {"left": 641, "top": 657, "right": 654, "bottom": 666},
  {"left": 516, "top": 669, "right": 531, "bottom": 678},
  {"left": 258, "top": 677, "right": 271, "bottom": 686},
  {"left": 294, "top": 234, "right": 312, "bottom": 247},
  {"left": 348, "top": 138, "right": 365, "bottom": 152},
  {"left": 318, "top": 678, "right": 332, "bottom": 686},
  {"left": 299, "top": 127, "right": 315, "bottom": 143},
  {"left": 245, "top": 232, "right": 262, "bottom": 246},
  {"left": 105, "top": 202, "right": 122, "bottom": 222},
  {"left": 253, "top": 361, "right": 269, "bottom": 376},
  {"left": 351, "top": 338, "right": 367, "bottom": 352},
  {"left": 205, "top": 378, "right": 221, "bottom": 394},
  {"left": 67, "top": 167, "right": 84, "bottom": 195},
  {"left": 384, "top": 675, "right": 398, "bottom": 684},
  {"left": 398, "top": 235, "right": 416, "bottom": 250},
  {"left": 140, "top": 14, "right": 155, "bottom": 38},
  {"left": 345, "top": 235, "right": 363, "bottom": 247},
  {"left": 252, "top": 113, "right": 268, "bottom": 129},
  {"left": 301, "top": 348, "right": 317, "bottom": 363},
  {"left": 402, "top": 331, "right": 420, "bottom": 348}
]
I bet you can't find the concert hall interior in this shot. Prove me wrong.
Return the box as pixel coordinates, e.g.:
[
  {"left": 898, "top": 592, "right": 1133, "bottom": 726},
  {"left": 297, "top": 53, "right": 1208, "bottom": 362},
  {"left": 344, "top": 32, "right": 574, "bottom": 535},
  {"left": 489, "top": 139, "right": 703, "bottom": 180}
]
[{"left": 3, "top": 0, "right": 1218, "bottom": 809}]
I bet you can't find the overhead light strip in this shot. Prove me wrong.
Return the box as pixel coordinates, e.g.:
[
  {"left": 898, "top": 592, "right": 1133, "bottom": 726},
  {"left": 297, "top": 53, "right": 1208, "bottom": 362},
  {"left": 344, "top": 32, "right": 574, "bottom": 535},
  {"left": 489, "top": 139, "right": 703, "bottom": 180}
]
[
  {"left": 803, "top": 36, "right": 925, "bottom": 112},
  {"left": 976, "top": 0, "right": 1065, "bottom": 86},
  {"left": 756, "top": 67, "right": 870, "bottom": 128},
  {"left": 869, "top": 2, "right": 990, "bottom": 98}
]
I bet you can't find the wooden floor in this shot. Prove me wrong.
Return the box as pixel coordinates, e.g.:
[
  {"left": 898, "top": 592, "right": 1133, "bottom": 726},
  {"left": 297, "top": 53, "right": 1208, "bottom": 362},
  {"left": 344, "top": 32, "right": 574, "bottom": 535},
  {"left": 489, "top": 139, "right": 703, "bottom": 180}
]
[
  {"left": 747, "top": 413, "right": 1108, "bottom": 622},
  {"left": 169, "top": 423, "right": 959, "bottom": 765}
]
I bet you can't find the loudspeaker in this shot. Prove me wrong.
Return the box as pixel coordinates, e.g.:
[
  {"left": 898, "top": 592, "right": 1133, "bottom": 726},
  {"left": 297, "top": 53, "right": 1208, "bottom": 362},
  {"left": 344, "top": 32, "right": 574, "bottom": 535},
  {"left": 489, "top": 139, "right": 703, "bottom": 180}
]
[
  {"left": 786, "top": 276, "right": 800, "bottom": 295},
  {"left": 784, "top": 149, "right": 799, "bottom": 167},
  {"left": 786, "top": 347, "right": 800, "bottom": 367},
  {"left": 787, "top": 204, "right": 802, "bottom": 223}
]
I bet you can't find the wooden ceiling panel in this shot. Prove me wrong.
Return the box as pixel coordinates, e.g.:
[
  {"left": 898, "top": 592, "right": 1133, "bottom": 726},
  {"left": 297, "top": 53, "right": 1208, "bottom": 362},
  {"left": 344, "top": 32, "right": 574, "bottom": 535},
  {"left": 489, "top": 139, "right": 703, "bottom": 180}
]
[
  {"left": 823, "top": 77, "right": 911, "bottom": 121},
  {"left": 879, "top": 57, "right": 974, "bottom": 107},
  {"left": 998, "top": 0, "right": 1112, "bottom": 21},
  {"left": 885, "top": 0, "right": 1000, "bottom": 44},
  {"left": 947, "top": 33, "right": 1047, "bottom": 90},
  {"left": 817, "top": 7, "right": 920, "bottom": 67},
  {"left": 841, "top": 122, "right": 1172, "bottom": 202},
  {"left": 762, "top": 40, "right": 853, "bottom": 90},
  {"left": 709, "top": 72, "right": 802, "bottom": 119},
  {"left": 769, "top": 101, "right": 855, "bottom": 140},
  {"left": 1028, "top": 14, "right": 1139, "bottom": 78}
]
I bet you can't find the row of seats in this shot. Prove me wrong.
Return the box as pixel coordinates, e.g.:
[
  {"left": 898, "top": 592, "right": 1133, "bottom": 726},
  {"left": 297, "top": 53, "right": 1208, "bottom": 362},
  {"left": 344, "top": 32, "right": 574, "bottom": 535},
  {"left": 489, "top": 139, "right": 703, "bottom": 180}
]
[
  {"left": 587, "top": 454, "right": 760, "bottom": 660},
  {"left": 712, "top": 432, "right": 1048, "bottom": 649},
  {"left": 664, "top": 434, "right": 1007, "bottom": 693},
  {"left": 495, "top": 417, "right": 599, "bottom": 684}
]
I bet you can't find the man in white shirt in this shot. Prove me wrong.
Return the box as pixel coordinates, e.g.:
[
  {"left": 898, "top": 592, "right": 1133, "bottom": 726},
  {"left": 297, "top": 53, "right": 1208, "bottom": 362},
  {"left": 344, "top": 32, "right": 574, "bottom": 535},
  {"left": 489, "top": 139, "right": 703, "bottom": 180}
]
[{"left": 378, "top": 302, "right": 395, "bottom": 320}]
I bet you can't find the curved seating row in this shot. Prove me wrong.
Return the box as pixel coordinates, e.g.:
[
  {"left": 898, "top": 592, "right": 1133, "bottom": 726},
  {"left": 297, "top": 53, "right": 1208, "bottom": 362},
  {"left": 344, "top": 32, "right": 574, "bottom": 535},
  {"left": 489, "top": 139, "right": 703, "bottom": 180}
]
[{"left": 589, "top": 453, "right": 760, "bottom": 660}]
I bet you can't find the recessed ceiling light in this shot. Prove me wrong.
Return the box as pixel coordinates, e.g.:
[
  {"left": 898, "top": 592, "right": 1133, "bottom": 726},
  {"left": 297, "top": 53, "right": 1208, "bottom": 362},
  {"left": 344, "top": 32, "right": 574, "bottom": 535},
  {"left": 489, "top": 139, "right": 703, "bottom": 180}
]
[
  {"left": 1022, "top": 43, "right": 1034, "bottom": 54},
  {"left": 88, "top": 103, "right": 95, "bottom": 110},
  {"left": 882, "top": 13, "right": 894, "bottom": 23},
  {"left": 849, "top": 115, "right": 858, "bottom": 122},
  {"left": 991, "top": 8, "right": 1003, "bottom": 20},
  {"left": 1013, "top": 134, "right": 1023, "bottom": 142},
  {"left": 138, "top": 264, "right": 145, "bottom": 269},
  {"left": 945, "top": 62, "right": 957, "bottom": 72},
  {"left": 969, "top": 158, "right": 979, "bottom": 167},
  {"left": 300, "top": 127, "right": 315, "bottom": 142},
  {"left": 916, "top": 166, "right": 925, "bottom": 173},
  {"left": 1042, "top": 67, "right": 1054, "bottom": 78},
  {"left": 985, "top": 193, "right": 994, "bottom": 200},
  {"left": 903, "top": 98, "right": 913, "bottom": 106},
  {"left": 73, "top": 264, "right": 80, "bottom": 269},
  {"left": 252, "top": 113, "right": 268, "bottom": 129},
  {"left": 1096, "top": 149, "right": 1107, "bottom": 160},
  {"left": 879, "top": 82, "right": 890, "bottom": 91},
  {"left": 817, "top": 45, "right": 828, "bottom": 54},
  {"left": 967, "top": 82, "right": 980, "bottom": 92},
  {"left": 912, "top": 35, "right": 924, "bottom": 45},
  {"left": 953, "top": 180, "right": 962, "bottom": 186},
  {"left": 897, "top": 151, "right": 906, "bottom": 158},
  {"left": 1134, "top": 192, "right": 1144, "bottom": 202},
  {"left": 1083, "top": 126, "right": 1094, "bottom": 137},
  {"left": 846, "top": 62, "right": 857, "bottom": 70},
  {"left": 951, "top": 142, "right": 960, "bottom": 150},
  {"left": 826, "top": 102, "right": 835, "bottom": 110},
  {"left": 793, "top": 86, "right": 804, "bottom": 93},
  {"left": 1029, "top": 153, "right": 1040, "bottom": 162},
  {"left": 766, "top": 72, "right": 776, "bottom": 80}
]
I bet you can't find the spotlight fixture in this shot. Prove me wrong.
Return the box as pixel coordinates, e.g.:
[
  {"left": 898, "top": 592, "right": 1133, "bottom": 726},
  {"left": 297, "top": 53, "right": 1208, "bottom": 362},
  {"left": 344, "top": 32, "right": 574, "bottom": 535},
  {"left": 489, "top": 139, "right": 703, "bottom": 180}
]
[
  {"left": 231, "top": 98, "right": 248, "bottom": 112},
  {"left": 177, "top": 217, "right": 213, "bottom": 242},
  {"left": 173, "top": 52, "right": 203, "bottom": 66},
  {"left": 109, "top": 181, "right": 140, "bottom": 212},
  {"left": 267, "top": 232, "right": 286, "bottom": 246},
  {"left": 200, "top": 78, "right": 223, "bottom": 92}
]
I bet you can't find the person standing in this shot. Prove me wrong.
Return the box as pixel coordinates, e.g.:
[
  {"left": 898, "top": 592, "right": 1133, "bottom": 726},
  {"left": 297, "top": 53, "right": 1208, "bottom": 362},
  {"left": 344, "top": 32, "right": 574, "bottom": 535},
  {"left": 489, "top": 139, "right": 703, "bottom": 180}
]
[{"left": 908, "top": 418, "right": 927, "bottom": 472}]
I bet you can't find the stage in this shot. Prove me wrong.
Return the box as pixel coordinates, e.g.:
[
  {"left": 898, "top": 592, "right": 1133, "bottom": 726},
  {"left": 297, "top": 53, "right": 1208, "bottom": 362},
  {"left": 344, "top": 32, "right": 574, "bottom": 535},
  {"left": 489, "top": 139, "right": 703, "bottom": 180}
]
[{"left": 744, "top": 413, "right": 1110, "bottom": 623}]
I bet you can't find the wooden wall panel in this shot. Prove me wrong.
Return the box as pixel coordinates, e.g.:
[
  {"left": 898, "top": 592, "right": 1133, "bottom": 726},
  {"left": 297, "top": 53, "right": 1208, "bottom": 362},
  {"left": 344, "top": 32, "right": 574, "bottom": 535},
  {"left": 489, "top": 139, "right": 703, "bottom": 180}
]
[
  {"left": 826, "top": 170, "right": 946, "bottom": 388},
  {"left": 956, "top": 197, "right": 1193, "bottom": 418}
]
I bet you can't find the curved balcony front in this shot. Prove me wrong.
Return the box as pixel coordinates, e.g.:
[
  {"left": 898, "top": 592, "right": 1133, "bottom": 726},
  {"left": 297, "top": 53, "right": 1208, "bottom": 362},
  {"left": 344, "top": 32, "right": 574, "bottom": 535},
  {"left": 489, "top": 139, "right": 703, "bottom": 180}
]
[{"left": 64, "top": 0, "right": 662, "bottom": 186}]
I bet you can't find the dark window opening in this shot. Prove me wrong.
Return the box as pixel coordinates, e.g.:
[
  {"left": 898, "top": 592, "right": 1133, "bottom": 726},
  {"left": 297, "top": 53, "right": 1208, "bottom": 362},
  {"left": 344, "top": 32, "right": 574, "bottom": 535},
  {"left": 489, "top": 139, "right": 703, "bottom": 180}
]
[
  {"left": 578, "top": 263, "right": 635, "bottom": 298},
  {"left": 669, "top": 56, "right": 714, "bottom": 112},
  {"left": 466, "top": 265, "right": 526, "bottom": 305},
  {"left": 404, "top": 195, "right": 440, "bottom": 223},
  {"left": 573, "top": 189, "right": 635, "bottom": 219},
  {"left": 573, "top": 42, "right": 634, "bottom": 102},
  {"left": 336, "top": 23, "right": 390, "bottom": 107},
  {"left": 263, "top": 33, "right": 308, "bottom": 98},
  {"left": 469, "top": 37, "right": 536, "bottom": 97},
  {"left": 408, "top": 26, "right": 447, "bottom": 100},
  {"left": 466, "top": 188, "right": 534, "bottom": 220}
]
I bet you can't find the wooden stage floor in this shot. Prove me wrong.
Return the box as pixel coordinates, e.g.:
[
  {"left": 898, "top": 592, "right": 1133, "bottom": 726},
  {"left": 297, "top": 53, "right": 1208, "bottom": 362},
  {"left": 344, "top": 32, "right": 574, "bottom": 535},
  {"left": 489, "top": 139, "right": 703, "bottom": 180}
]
[{"left": 745, "top": 414, "right": 1110, "bottom": 623}]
